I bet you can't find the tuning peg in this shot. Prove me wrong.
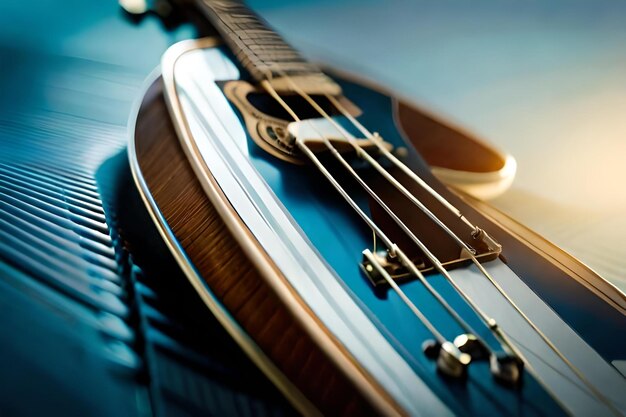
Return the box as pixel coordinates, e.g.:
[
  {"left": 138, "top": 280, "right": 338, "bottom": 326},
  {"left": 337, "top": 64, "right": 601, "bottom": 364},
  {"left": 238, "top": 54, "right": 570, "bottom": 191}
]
[
  {"left": 423, "top": 339, "right": 471, "bottom": 379},
  {"left": 490, "top": 352, "right": 524, "bottom": 387},
  {"left": 454, "top": 333, "right": 490, "bottom": 360},
  {"left": 437, "top": 341, "right": 472, "bottom": 379}
]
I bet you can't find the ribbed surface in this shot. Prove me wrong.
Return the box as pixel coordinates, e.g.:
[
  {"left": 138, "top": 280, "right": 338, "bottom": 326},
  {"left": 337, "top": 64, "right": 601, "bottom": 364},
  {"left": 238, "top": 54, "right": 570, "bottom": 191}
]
[
  {"left": 0, "top": 104, "right": 128, "bottom": 295},
  {"left": 0, "top": 45, "right": 293, "bottom": 417},
  {"left": 0, "top": 113, "right": 129, "bottom": 318},
  {"left": 0, "top": 103, "right": 143, "bottom": 416}
]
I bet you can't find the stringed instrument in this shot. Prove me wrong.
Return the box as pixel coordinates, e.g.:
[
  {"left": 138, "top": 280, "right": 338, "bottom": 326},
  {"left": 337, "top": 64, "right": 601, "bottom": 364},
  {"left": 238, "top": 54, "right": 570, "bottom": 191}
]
[{"left": 129, "top": 1, "right": 626, "bottom": 415}]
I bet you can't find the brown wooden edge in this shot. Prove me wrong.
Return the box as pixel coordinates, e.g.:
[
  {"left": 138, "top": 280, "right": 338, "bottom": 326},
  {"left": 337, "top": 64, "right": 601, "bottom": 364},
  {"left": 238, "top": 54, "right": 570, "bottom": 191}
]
[
  {"left": 128, "top": 41, "right": 405, "bottom": 416},
  {"left": 129, "top": 36, "right": 624, "bottom": 417}
]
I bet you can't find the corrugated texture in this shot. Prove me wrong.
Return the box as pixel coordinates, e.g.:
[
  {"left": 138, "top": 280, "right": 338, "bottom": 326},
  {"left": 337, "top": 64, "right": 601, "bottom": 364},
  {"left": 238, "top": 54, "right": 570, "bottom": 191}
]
[
  {"left": 0, "top": 38, "right": 293, "bottom": 417},
  {"left": 0, "top": 92, "right": 144, "bottom": 416}
]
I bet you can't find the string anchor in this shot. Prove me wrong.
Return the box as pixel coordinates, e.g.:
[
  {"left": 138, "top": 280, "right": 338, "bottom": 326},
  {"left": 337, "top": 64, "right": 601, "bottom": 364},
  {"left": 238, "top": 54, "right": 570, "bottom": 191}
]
[
  {"left": 490, "top": 352, "right": 524, "bottom": 387},
  {"left": 360, "top": 249, "right": 424, "bottom": 288},
  {"left": 423, "top": 340, "right": 472, "bottom": 379},
  {"left": 454, "top": 333, "right": 490, "bottom": 360}
]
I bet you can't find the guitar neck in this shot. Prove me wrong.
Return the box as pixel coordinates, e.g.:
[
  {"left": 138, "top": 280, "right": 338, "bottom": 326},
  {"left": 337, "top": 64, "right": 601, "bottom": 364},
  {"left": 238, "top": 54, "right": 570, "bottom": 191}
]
[{"left": 195, "top": 0, "right": 341, "bottom": 95}]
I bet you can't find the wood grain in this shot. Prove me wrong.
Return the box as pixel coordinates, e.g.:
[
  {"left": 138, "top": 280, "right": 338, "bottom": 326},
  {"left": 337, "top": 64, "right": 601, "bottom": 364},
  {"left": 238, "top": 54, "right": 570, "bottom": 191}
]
[
  {"left": 133, "top": 79, "right": 386, "bottom": 416},
  {"left": 132, "top": 71, "right": 626, "bottom": 415}
]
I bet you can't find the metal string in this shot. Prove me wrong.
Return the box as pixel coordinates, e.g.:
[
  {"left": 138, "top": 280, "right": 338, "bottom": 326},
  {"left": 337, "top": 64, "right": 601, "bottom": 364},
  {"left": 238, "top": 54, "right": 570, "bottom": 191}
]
[
  {"left": 322, "top": 88, "right": 621, "bottom": 417},
  {"left": 325, "top": 94, "right": 479, "bottom": 233},
  {"left": 364, "top": 248, "right": 447, "bottom": 345},
  {"left": 259, "top": 73, "right": 620, "bottom": 416},
  {"left": 261, "top": 75, "right": 578, "bottom": 413},
  {"left": 299, "top": 138, "right": 485, "bottom": 345},
  {"left": 261, "top": 79, "right": 474, "bottom": 346},
  {"left": 270, "top": 74, "right": 517, "bottom": 351},
  {"left": 261, "top": 76, "right": 571, "bottom": 411}
]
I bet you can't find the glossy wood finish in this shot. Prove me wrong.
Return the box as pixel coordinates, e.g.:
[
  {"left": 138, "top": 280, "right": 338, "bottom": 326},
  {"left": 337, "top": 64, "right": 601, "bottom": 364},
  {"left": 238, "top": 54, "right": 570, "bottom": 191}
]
[
  {"left": 393, "top": 94, "right": 626, "bottom": 315},
  {"left": 132, "top": 61, "right": 626, "bottom": 416},
  {"left": 397, "top": 102, "right": 504, "bottom": 173},
  {"left": 133, "top": 79, "right": 390, "bottom": 416}
]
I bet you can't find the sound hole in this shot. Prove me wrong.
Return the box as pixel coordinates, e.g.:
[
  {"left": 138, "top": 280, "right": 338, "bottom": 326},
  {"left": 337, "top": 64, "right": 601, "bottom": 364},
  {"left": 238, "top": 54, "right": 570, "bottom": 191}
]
[{"left": 246, "top": 92, "right": 339, "bottom": 121}]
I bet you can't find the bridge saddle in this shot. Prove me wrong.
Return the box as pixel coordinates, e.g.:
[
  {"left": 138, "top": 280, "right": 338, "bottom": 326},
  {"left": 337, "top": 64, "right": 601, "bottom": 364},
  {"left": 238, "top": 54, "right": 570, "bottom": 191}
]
[{"left": 360, "top": 229, "right": 501, "bottom": 289}]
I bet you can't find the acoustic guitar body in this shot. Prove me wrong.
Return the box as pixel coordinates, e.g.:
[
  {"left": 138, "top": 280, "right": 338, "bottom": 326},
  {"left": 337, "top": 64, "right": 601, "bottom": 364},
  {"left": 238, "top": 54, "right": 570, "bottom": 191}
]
[{"left": 130, "top": 38, "right": 626, "bottom": 416}]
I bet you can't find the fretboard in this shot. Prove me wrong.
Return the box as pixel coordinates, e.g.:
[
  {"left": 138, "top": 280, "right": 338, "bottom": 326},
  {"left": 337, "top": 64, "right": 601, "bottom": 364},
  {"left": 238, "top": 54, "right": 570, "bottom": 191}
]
[{"left": 196, "top": 0, "right": 341, "bottom": 95}]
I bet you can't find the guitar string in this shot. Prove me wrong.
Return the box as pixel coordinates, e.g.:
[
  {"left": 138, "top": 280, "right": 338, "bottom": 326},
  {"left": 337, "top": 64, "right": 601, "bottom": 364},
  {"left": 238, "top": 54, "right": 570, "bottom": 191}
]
[
  {"left": 261, "top": 79, "right": 466, "bottom": 349},
  {"left": 301, "top": 131, "right": 502, "bottom": 350},
  {"left": 299, "top": 137, "right": 486, "bottom": 349},
  {"left": 257, "top": 75, "right": 494, "bottom": 344},
  {"left": 259, "top": 77, "right": 574, "bottom": 413},
  {"left": 264, "top": 74, "right": 521, "bottom": 350},
  {"left": 321, "top": 88, "right": 621, "bottom": 416},
  {"left": 262, "top": 76, "right": 534, "bottom": 369},
  {"left": 259, "top": 70, "right": 620, "bottom": 415},
  {"left": 202, "top": 0, "right": 616, "bottom": 411},
  {"left": 363, "top": 247, "right": 447, "bottom": 344},
  {"left": 326, "top": 95, "right": 481, "bottom": 233}
]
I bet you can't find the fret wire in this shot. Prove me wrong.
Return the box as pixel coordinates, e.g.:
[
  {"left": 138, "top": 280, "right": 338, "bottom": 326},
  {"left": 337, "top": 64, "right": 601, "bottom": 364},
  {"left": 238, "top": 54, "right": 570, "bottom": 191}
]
[
  {"left": 248, "top": 44, "right": 294, "bottom": 51},
  {"left": 238, "top": 33, "right": 282, "bottom": 41},
  {"left": 255, "top": 52, "right": 303, "bottom": 60},
  {"left": 201, "top": 0, "right": 321, "bottom": 82}
]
